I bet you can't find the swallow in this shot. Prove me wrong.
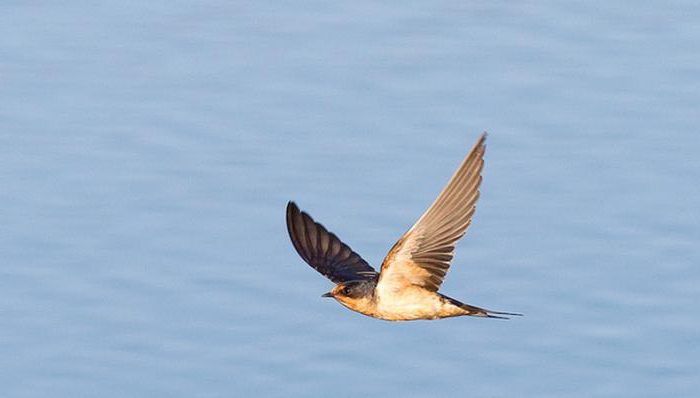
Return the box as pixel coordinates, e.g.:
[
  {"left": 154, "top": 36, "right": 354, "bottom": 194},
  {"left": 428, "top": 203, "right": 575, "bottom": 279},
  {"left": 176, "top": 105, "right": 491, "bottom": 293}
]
[{"left": 286, "top": 133, "right": 521, "bottom": 321}]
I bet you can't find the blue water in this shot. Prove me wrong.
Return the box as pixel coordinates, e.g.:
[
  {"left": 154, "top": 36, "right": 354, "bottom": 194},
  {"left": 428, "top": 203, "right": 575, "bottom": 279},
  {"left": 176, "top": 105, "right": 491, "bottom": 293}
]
[{"left": 2, "top": 2, "right": 699, "bottom": 397}]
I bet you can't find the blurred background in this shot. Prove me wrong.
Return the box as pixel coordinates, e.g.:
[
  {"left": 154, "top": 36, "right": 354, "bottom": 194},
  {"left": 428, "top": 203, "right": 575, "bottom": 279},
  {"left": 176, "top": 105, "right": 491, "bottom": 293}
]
[{"left": 1, "top": 1, "right": 698, "bottom": 397}]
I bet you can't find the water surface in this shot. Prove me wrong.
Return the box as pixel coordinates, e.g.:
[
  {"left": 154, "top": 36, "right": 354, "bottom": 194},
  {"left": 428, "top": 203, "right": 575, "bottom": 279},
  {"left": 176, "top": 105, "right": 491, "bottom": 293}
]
[{"left": 1, "top": 2, "right": 699, "bottom": 397}]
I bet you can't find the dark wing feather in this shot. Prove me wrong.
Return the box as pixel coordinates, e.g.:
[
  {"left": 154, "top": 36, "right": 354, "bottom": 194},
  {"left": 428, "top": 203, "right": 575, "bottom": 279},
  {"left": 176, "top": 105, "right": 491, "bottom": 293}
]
[{"left": 286, "top": 201, "right": 377, "bottom": 283}]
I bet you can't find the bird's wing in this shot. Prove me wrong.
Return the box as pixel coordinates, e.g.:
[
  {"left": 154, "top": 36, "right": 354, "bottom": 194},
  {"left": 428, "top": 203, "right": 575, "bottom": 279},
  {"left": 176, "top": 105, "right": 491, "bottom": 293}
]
[
  {"left": 376, "top": 133, "right": 487, "bottom": 294},
  {"left": 286, "top": 201, "right": 378, "bottom": 284}
]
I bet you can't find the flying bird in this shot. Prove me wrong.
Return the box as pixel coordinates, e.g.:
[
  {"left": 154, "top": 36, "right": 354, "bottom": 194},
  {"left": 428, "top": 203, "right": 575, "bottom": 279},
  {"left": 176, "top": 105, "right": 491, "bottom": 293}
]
[{"left": 286, "top": 133, "right": 520, "bottom": 321}]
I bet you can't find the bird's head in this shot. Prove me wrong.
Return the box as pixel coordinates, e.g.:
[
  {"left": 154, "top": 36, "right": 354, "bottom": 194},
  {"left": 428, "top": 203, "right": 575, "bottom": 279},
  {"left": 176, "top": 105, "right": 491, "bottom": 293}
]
[
  {"left": 322, "top": 281, "right": 373, "bottom": 309},
  {"left": 322, "top": 281, "right": 375, "bottom": 314},
  {"left": 323, "top": 281, "right": 360, "bottom": 298}
]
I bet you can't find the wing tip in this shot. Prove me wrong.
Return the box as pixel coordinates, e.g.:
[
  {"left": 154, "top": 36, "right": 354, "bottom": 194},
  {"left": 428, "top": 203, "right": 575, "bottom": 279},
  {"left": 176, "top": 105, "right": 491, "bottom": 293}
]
[
  {"left": 286, "top": 200, "right": 296, "bottom": 222},
  {"left": 286, "top": 201, "right": 302, "bottom": 226},
  {"left": 286, "top": 200, "right": 303, "bottom": 244},
  {"left": 476, "top": 131, "right": 487, "bottom": 152}
]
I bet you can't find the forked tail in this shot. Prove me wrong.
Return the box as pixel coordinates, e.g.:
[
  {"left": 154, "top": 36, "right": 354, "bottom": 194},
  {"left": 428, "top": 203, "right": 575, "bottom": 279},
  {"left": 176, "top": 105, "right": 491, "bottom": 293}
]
[{"left": 441, "top": 294, "right": 523, "bottom": 320}]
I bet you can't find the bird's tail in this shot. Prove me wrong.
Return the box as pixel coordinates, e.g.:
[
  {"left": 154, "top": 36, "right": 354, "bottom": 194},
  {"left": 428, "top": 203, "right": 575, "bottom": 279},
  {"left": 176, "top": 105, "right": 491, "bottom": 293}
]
[{"left": 442, "top": 295, "right": 523, "bottom": 320}]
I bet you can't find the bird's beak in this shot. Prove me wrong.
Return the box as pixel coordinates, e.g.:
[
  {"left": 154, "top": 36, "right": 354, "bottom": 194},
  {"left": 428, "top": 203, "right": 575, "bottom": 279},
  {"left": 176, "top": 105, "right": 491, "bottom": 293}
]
[{"left": 321, "top": 292, "right": 333, "bottom": 298}]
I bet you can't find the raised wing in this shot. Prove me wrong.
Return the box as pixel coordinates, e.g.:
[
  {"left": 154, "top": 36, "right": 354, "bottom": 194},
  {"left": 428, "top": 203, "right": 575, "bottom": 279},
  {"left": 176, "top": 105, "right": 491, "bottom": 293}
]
[
  {"left": 286, "top": 201, "right": 378, "bottom": 284},
  {"left": 376, "top": 133, "right": 487, "bottom": 293}
]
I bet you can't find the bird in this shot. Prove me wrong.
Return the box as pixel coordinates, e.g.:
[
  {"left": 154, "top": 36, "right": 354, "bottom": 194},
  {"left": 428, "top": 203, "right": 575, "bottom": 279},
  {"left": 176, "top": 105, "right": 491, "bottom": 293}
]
[{"left": 285, "top": 133, "right": 521, "bottom": 321}]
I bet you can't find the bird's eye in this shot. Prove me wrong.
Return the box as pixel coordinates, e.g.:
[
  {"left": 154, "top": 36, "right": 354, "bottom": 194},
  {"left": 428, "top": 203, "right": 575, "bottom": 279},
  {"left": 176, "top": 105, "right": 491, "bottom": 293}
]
[{"left": 342, "top": 287, "right": 351, "bottom": 295}]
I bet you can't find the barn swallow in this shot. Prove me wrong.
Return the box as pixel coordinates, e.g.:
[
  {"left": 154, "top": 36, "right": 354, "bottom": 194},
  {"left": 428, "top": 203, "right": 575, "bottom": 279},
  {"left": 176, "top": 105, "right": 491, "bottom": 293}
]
[{"left": 286, "top": 133, "right": 521, "bottom": 321}]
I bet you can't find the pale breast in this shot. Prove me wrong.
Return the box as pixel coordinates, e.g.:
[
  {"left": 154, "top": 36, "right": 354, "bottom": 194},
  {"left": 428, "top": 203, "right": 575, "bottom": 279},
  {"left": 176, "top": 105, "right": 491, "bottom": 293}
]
[{"left": 374, "top": 286, "right": 448, "bottom": 321}]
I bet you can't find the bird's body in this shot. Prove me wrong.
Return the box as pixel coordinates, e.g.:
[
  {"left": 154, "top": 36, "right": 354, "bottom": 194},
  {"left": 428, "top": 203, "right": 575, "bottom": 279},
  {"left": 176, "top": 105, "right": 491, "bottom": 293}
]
[
  {"left": 373, "top": 288, "right": 465, "bottom": 321},
  {"left": 286, "top": 133, "right": 520, "bottom": 321},
  {"left": 329, "top": 280, "right": 502, "bottom": 321},
  {"left": 329, "top": 281, "right": 449, "bottom": 320}
]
